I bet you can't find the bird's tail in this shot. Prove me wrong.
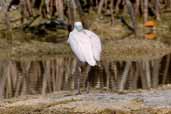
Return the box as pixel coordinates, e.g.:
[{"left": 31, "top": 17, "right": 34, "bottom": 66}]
[{"left": 87, "top": 59, "right": 96, "bottom": 66}]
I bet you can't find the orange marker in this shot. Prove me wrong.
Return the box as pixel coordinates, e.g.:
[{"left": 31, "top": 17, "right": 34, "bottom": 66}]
[
  {"left": 144, "top": 21, "right": 157, "bottom": 27},
  {"left": 145, "top": 33, "right": 157, "bottom": 40}
]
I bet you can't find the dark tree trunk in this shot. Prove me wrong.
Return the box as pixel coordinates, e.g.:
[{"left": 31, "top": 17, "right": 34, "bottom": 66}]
[
  {"left": 126, "top": 0, "right": 138, "bottom": 35},
  {"left": 155, "top": 0, "right": 160, "bottom": 21},
  {"left": 144, "top": 0, "right": 148, "bottom": 22},
  {"left": 98, "top": 0, "right": 105, "bottom": 15}
]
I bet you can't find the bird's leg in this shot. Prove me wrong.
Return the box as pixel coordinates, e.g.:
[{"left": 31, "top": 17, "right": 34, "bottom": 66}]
[
  {"left": 97, "top": 61, "right": 102, "bottom": 69},
  {"left": 76, "top": 76, "right": 81, "bottom": 95},
  {"left": 85, "top": 65, "right": 91, "bottom": 94},
  {"left": 86, "top": 81, "right": 90, "bottom": 94},
  {"left": 75, "top": 62, "right": 82, "bottom": 95}
]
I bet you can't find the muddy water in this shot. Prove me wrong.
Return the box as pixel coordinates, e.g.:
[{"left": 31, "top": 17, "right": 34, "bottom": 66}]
[{"left": 0, "top": 54, "right": 170, "bottom": 98}]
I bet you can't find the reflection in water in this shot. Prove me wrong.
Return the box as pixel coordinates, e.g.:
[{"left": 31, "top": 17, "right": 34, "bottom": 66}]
[{"left": 0, "top": 55, "right": 170, "bottom": 98}]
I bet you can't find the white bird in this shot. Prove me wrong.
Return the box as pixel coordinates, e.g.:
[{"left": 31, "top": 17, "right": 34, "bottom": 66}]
[{"left": 67, "top": 22, "right": 102, "bottom": 94}]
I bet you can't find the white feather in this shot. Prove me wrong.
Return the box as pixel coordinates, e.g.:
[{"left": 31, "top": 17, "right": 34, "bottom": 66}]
[
  {"left": 84, "top": 30, "right": 102, "bottom": 61},
  {"left": 68, "top": 28, "right": 102, "bottom": 66}
]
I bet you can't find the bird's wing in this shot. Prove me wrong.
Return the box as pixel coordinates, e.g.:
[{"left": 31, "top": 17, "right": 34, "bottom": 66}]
[
  {"left": 84, "top": 30, "right": 102, "bottom": 61},
  {"left": 68, "top": 32, "right": 85, "bottom": 62},
  {"left": 68, "top": 31, "right": 96, "bottom": 66}
]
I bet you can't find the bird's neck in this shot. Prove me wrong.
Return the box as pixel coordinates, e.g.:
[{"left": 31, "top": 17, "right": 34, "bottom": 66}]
[{"left": 73, "top": 28, "right": 84, "bottom": 33}]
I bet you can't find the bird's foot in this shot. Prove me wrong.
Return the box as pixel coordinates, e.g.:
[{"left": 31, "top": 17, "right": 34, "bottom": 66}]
[
  {"left": 75, "top": 91, "right": 81, "bottom": 95},
  {"left": 86, "top": 90, "right": 89, "bottom": 94},
  {"left": 86, "top": 86, "right": 90, "bottom": 94}
]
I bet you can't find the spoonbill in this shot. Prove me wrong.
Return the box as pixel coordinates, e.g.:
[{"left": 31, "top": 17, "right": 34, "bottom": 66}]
[{"left": 67, "top": 22, "right": 102, "bottom": 94}]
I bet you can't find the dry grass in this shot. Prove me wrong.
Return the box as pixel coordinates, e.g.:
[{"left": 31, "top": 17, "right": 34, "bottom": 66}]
[
  {"left": 0, "top": 11, "right": 170, "bottom": 61},
  {"left": 0, "top": 37, "right": 169, "bottom": 61},
  {"left": 83, "top": 11, "right": 131, "bottom": 40},
  {"left": 103, "top": 38, "right": 171, "bottom": 61}
]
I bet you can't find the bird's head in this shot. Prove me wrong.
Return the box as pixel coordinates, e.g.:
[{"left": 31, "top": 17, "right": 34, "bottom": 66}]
[{"left": 74, "top": 22, "right": 84, "bottom": 32}]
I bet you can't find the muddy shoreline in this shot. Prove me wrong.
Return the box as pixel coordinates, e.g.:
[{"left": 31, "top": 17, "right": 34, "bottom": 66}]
[{"left": 0, "top": 85, "right": 171, "bottom": 114}]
